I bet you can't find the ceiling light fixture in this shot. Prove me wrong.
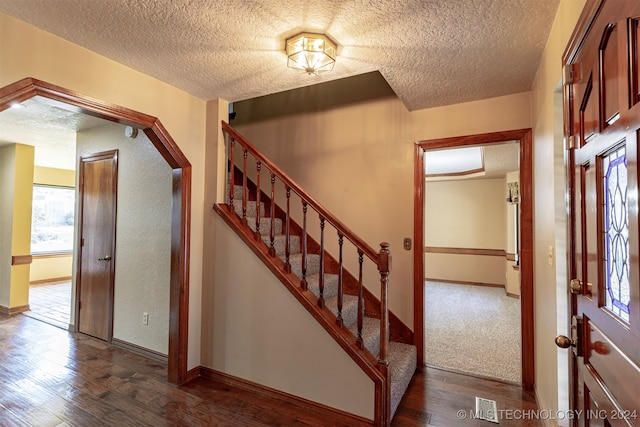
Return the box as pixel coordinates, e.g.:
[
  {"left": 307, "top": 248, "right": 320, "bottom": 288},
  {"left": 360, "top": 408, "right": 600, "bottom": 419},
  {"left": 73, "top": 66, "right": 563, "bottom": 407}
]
[{"left": 285, "top": 32, "right": 337, "bottom": 75}]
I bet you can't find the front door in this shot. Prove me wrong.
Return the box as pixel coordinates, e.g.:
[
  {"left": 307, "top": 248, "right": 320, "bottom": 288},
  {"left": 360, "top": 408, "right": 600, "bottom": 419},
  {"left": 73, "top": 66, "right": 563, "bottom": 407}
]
[
  {"left": 563, "top": 0, "right": 640, "bottom": 425},
  {"left": 76, "top": 150, "right": 118, "bottom": 341}
]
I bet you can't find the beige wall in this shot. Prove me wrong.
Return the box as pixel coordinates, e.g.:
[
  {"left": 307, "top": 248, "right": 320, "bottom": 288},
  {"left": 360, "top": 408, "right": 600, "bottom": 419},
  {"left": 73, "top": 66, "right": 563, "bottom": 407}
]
[
  {"left": 530, "top": 0, "right": 586, "bottom": 423},
  {"left": 425, "top": 177, "right": 506, "bottom": 286},
  {"left": 76, "top": 122, "right": 172, "bottom": 355},
  {"left": 0, "top": 12, "right": 207, "bottom": 368},
  {"left": 208, "top": 215, "right": 374, "bottom": 419},
  {"left": 235, "top": 92, "right": 532, "bottom": 329},
  {"left": 30, "top": 166, "right": 75, "bottom": 284}
]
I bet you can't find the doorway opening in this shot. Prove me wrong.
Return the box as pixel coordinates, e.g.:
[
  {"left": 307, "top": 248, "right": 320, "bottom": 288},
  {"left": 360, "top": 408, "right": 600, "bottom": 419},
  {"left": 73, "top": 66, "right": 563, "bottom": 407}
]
[
  {"left": 423, "top": 142, "right": 522, "bottom": 383},
  {"left": 0, "top": 77, "right": 191, "bottom": 384},
  {"left": 413, "top": 128, "right": 534, "bottom": 390}
]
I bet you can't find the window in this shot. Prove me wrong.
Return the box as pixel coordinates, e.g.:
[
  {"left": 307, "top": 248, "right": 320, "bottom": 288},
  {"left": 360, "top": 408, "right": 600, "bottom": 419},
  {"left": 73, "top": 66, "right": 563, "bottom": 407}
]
[{"left": 31, "top": 185, "right": 75, "bottom": 254}]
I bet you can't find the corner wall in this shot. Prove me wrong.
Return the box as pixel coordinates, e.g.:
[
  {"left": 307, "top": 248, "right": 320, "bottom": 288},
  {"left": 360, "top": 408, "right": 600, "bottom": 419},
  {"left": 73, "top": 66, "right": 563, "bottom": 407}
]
[{"left": 530, "top": 0, "right": 586, "bottom": 422}]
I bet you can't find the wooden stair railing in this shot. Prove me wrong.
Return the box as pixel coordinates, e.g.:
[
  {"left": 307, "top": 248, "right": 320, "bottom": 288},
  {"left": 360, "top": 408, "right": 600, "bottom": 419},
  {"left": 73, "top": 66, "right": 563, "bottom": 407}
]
[{"left": 219, "top": 120, "right": 393, "bottom": 425}]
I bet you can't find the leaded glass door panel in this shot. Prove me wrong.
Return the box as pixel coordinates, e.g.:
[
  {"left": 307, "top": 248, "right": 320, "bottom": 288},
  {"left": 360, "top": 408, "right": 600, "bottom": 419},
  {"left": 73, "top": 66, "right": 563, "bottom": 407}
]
[{"left": 563, "top": 1, "right": 640, "bottom": 425}]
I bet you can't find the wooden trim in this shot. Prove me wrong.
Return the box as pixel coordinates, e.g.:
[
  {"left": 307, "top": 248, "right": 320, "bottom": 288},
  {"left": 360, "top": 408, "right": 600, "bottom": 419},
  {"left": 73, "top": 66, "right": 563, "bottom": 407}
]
[
  {"left": 424, "top": 246, "right": 505, "bottom": 257},
  {"left": 426, "top": 364, "right": 521, "bottom": 386},
  {"left": 0, "top": 77, "right": 191, "bottom": 386},
  {"left": 30, "top": 276, "right": 72, "bottom": 285},
  {"left": 111, "top": 338, "right": 168, "bottom": 364},
  {"left": 506, "top": 292, "right": 520, "bottom": 299},
  {"left": 185, "top": 366, "right": 201, "bottom": 383},
  {"left": 505, "top": 252, "right": 516, "bottom": 261},
  {"left": 425, "top": 278, "right": 504, "bottom": 288},
  {"left": 414, "top": 128, "right": 535, "bottom": 391},
  {"left": 11, "top": 255, "right": 32, "bottom": 265},
  {"left": 200, "top": 367, "right": 373, "bottom": 427},
  {"left": 0, "top": 304, "right": 30, "bottom": 315},
  {"left": 32, "top": 252, "right": 72, "bottom": 259}
]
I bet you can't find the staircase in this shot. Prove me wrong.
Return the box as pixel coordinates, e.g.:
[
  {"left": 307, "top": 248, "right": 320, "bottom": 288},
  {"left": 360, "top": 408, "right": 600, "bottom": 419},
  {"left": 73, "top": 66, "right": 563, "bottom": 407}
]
[{"left": 215, "top": 121, "right": 417, "bottom": 426}]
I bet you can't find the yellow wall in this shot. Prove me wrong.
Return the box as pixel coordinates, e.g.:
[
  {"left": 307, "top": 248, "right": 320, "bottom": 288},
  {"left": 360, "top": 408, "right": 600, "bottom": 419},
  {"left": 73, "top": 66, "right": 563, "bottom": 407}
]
[
  {"left": 0, "top": 144, "right": 35, "bottom": 310},
  {"left": 530, "top": 0, "right": 586, "bottom": 422},
  {"left": 30, "top": 166, "right": 75, "bottom": 284}
]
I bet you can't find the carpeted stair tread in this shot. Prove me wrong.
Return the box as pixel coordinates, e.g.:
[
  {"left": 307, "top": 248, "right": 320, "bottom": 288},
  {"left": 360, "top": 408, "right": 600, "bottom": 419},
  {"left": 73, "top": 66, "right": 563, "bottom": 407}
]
[
  {"left": 389, "top": 342, "right": 417, "bottom": 421},
  {"left": 261, "top": 234, "right": 301, "bottom": 257},
  {"left": 233, "top": 199, "right": 265, "bottom": 218},
  {"left": 349, "top": 317, "right": 381, "bottom": 357},
  {"left": 325, "top": 294, "right": 359, "bottom": 328},
  {"left": 247, "top": 217, "right": 282, "bottom": 235},
  {"left": 305, "top": 273, "right": 339, "bottom": 301},
  {"left": 282, "top": 253, "right": 321, "bottom": 277}
]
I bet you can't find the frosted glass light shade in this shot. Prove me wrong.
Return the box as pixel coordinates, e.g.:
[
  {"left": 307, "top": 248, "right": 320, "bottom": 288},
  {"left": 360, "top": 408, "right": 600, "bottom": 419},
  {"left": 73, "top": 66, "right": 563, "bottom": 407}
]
[{"left": 286, "top": 33, "right": 337, "bottom": 75}]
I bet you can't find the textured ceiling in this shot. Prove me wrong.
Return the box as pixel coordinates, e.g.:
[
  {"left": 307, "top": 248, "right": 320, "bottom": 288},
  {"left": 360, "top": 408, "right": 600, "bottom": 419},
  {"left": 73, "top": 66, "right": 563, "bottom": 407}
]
[{"left": 0, "top": 0, "right": 560, "bottom": 111}]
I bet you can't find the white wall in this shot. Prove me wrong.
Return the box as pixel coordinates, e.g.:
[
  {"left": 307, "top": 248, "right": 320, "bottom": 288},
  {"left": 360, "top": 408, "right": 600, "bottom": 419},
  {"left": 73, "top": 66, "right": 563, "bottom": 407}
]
[
  {"left": 76, "top": 122, "right": 172, "bottom": 355},
  {"left": 530, "top": 0, "right": 586, "bottom": 422}
]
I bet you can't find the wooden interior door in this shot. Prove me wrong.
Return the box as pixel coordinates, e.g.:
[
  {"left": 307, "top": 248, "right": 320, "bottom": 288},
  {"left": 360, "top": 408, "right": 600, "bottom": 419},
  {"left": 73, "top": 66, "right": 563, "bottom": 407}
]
[
  {"left": 77, "top": 150, "right": 118, "bottom": 341},
  {"left": 562, "top": 1, "right": 640, "bottom": 425}
]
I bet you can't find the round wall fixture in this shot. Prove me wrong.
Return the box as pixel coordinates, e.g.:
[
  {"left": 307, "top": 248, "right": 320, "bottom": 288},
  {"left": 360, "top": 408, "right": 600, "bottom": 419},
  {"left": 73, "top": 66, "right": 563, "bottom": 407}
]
[{"left": 125, "top": 125, "right": 138, "bottom": 139}]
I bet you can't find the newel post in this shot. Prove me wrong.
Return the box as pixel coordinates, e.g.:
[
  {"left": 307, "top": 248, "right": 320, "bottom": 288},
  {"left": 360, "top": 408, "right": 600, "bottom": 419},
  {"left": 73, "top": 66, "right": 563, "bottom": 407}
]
[{"left": 377, "top": 242, "right": 391, "bottom": 425}]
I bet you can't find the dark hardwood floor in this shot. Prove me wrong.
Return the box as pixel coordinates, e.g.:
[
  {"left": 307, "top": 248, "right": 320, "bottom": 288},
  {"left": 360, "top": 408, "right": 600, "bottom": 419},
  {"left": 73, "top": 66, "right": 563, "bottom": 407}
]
[{"left": 0, "top": 313, "right": 540, "bottom": 426}]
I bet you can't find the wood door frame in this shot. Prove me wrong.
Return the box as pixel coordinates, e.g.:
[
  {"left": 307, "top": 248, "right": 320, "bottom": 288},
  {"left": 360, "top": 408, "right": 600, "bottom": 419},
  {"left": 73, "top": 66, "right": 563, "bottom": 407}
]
[
  {"left": 413, "top": 128, "right": 535, "bottom": 390},
  {"left": 0, "top": 78, "right": 191, "bottom": 385},
  {"left": 76, "top": 149, "right": 119, "bottom": 342}
]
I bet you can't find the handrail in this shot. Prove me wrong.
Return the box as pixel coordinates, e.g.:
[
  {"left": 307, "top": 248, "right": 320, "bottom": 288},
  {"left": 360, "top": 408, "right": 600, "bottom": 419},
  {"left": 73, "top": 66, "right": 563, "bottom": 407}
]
[
  {"left": 222, "top": 121, "right": 379, "bottom": 263},
  {"left": 221, "top": 120, "right": 392, "bottom": 426}
]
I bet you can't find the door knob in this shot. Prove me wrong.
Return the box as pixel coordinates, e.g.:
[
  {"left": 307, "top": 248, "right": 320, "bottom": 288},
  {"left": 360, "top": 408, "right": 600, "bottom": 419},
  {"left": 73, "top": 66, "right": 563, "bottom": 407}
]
[
  {"left": 569, "top": 278, "right": 582, "bottom": 294},
  {"left": 555, "top": 335, "right": 575, "bottom": 349},
  {"left": 98, "top": 255, "right": 112, "bottom": 261}
]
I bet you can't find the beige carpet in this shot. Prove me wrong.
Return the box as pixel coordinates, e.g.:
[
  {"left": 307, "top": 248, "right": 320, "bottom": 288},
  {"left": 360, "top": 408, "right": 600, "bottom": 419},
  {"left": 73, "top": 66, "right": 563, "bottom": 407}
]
[{"left": 424, "top": 281, "right": 521, "bottom": 383}]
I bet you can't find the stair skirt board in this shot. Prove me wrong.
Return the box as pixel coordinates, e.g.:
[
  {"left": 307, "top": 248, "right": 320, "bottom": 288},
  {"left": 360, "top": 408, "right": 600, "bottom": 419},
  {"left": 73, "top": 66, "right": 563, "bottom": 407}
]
[{"left": 223, "top": 183, "right": 417, "bottom": 421}]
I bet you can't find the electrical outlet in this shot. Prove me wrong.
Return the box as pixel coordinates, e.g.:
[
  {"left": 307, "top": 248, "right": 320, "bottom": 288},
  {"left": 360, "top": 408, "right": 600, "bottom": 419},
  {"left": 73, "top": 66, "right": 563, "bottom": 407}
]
[{"left": 143, "top": 312, "right": 149, "bottom": 325}]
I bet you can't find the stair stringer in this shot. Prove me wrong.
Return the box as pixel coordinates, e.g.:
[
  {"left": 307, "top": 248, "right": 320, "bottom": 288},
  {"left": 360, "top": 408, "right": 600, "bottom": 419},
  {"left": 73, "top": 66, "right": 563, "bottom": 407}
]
[{"left": 214, "top": 203, "right": 388, "bottom": 423}]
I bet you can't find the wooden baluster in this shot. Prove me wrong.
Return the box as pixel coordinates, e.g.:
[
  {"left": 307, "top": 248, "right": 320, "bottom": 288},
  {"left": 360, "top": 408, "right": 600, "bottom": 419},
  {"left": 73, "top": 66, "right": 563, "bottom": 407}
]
[
  {"left": 336, "top": 233, "right": 344, "bottom": 328},
  {"left": 301, "top": 201, "right": 308, "bottom": 290},
  {"left": 318, "top": 217, "right": 325, "bottom": 308},
  {"left": 229, "top": 138, "right": 235, "bottom": 208},
  {"left": 242, "top": 149, "right": 248, "bottom": 224},
  {"left": 269, "top": 174, "right": 276, "bottom": 256},
  {"left": 254, "top": 161, "right": 261, "bottom": 240},
  {"left": 377, "top": 242, "right": 391, "bottom": 423},
  {"left": 285, "top": 187, "right": 291, "bottom": 273},
  {"left": 356, "top": 250, "right": 364, "bottom": 349}
]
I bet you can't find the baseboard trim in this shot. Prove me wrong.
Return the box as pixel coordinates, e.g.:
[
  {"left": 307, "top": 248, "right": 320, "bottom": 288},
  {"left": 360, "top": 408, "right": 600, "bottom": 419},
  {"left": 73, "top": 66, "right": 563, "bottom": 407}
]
[
  {"left": 426, "top": 364, "right": 521, "bottom": 386},
  {"left": 111, "top": 338, "right": 168, "bottom": 364},
  {"left": 0, "top": 304, "right": 30, "bottom": 315},
  {"left": 199, "top": 367, "right": 373, "bottom": 426},
  {"left": 425, "top": 277, "right": 504, "bottom": 288},
  {"left": 185, "top": 366, "right": 201, "bottom": 383},
  {"left": 30, "top": 277, "right": 72, "bottom": 285},
  {"left": 506, "top": 291, "right": 520, "bottom": 299},
  {"left": 534, "top": 387, "right": 559, "bottom": 427}
]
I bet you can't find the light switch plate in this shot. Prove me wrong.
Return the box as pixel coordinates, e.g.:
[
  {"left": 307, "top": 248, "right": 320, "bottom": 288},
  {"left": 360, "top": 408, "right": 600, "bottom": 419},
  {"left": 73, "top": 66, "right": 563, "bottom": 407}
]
[{"left": 403, "top": 238, "right": 412, "bottom": 250}]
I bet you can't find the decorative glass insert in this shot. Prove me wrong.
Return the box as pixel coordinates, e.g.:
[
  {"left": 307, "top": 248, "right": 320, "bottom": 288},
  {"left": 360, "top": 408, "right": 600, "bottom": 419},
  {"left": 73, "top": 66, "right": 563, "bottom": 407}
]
[{"left": 603, "top": 147, "right": 630, "bottom": 322}]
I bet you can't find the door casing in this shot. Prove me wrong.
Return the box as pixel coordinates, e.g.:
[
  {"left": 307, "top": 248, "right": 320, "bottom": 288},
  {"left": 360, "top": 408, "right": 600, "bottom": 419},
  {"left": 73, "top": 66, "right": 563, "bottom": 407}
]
[{"left": 413, "top": 129, "right": 535, "bottom": 390}]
